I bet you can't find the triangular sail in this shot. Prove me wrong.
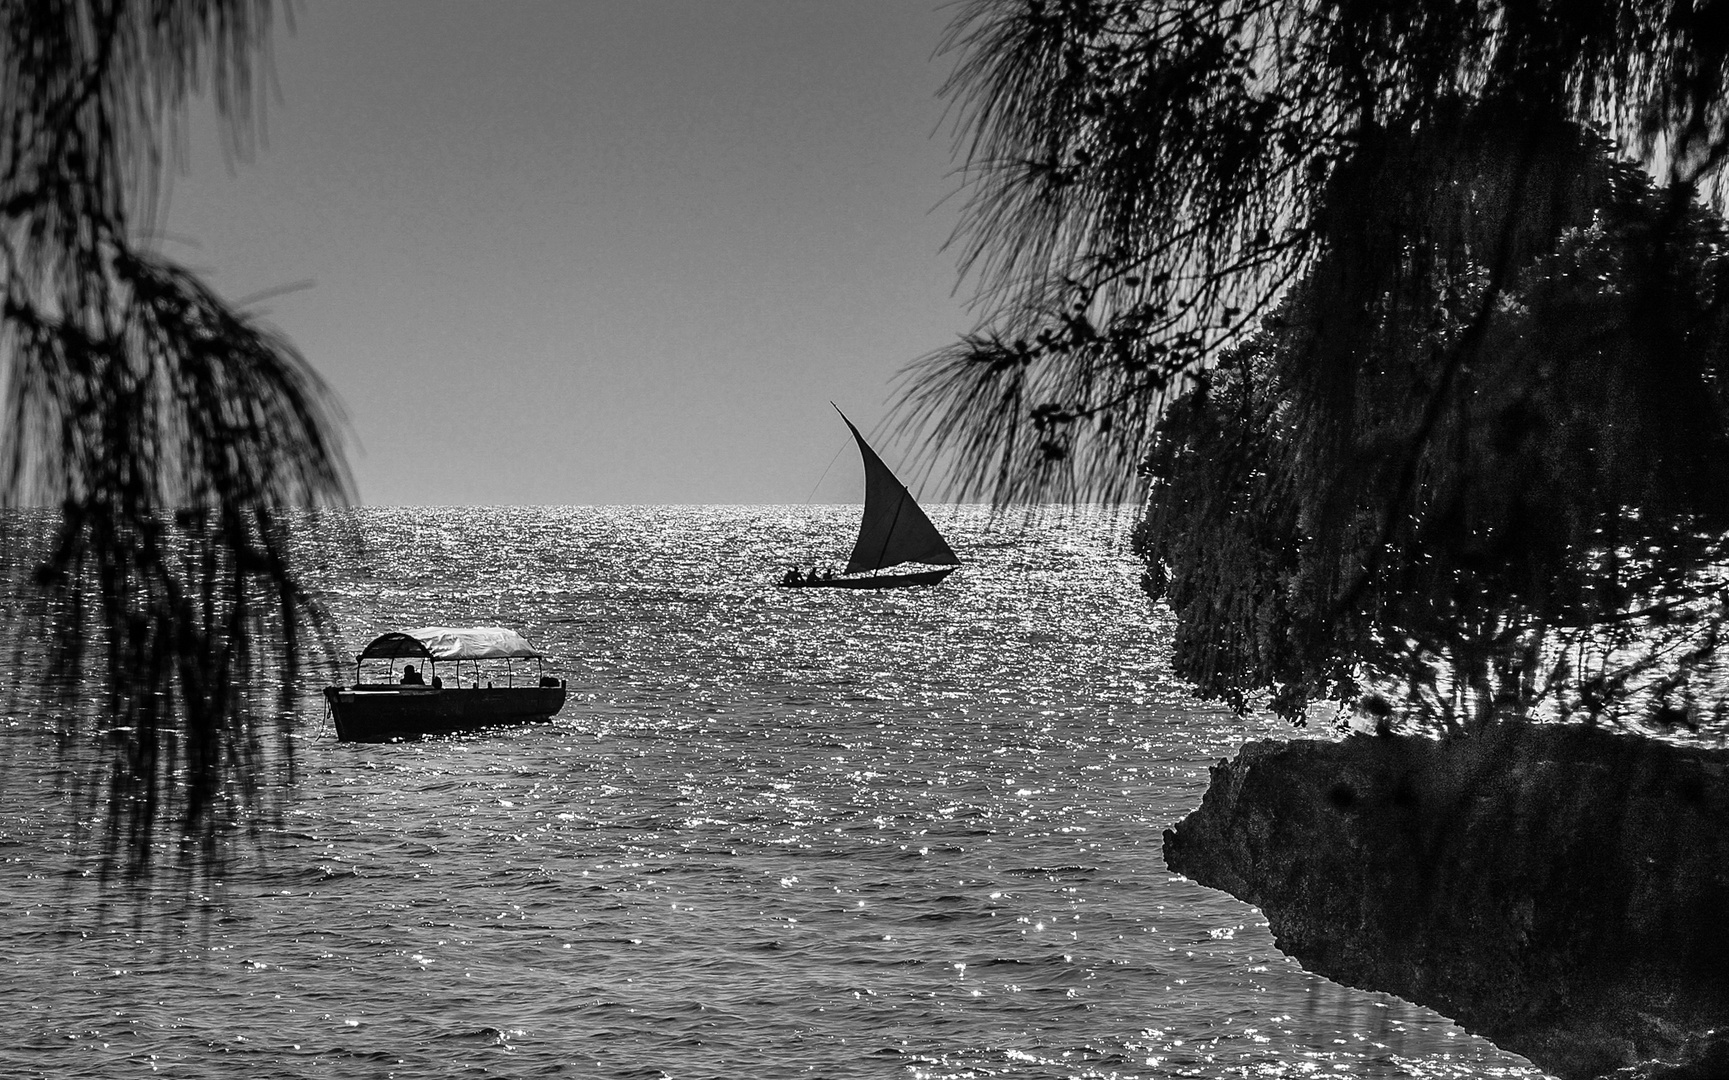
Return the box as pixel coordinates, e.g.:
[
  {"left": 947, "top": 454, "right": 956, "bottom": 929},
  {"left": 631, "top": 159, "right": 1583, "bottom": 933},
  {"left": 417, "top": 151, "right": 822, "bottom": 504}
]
[{"left": 838, "top": 410, "right": 960, "bottom": 574}]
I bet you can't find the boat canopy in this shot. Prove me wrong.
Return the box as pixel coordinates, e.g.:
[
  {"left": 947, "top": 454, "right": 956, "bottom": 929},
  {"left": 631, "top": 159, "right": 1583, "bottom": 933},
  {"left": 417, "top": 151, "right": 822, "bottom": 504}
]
[
  {"left": 358, "top": 632, "right": 433, "bottom": 659},
  {"left": 358, "top": 626, "right": 547, "bottom": 661}
]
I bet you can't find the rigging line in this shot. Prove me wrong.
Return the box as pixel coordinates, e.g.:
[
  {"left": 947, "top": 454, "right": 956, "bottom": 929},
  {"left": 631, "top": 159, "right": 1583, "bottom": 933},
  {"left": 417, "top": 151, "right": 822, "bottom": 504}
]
[{"left": 803, "top": 440, "right": 848, "bottom": 505}]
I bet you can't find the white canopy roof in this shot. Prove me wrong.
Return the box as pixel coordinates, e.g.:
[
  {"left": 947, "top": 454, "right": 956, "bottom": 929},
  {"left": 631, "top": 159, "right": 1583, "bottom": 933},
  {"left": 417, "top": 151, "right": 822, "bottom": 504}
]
[{"left": 403, "top": 626, "right": 547, "bottom": 660}]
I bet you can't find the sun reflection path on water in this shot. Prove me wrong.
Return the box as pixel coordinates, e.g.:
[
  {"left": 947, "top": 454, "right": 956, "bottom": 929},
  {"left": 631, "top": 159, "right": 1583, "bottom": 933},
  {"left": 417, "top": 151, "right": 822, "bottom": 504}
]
[{"left": 0, "top": 507, "right": 1552, "bottom": 1079}]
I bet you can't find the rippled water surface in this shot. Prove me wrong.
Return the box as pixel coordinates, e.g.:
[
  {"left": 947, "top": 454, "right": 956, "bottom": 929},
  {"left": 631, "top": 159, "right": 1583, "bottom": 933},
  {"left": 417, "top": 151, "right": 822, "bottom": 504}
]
[{"left": 1, "top": 507, "right": 1548, "bottom": 1078}]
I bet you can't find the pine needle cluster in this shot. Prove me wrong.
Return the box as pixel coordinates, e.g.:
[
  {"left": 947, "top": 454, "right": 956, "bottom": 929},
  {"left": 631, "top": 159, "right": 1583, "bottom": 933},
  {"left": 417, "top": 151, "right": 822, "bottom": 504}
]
[{"left": 0, "top": 1, "right": 350, "bottom": 884}]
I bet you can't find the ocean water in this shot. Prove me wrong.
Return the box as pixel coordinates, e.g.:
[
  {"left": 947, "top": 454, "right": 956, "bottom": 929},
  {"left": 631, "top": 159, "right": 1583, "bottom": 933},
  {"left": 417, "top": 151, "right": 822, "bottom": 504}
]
[{"left": 0, "top": 506, "right": 1548, "bottom": 1079}]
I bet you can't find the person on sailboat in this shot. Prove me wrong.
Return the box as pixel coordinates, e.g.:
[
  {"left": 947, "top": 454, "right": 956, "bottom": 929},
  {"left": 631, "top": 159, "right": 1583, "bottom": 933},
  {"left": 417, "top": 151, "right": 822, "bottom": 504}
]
[{"left": 400, "top": 664, "right": 425, "bottom": 686}]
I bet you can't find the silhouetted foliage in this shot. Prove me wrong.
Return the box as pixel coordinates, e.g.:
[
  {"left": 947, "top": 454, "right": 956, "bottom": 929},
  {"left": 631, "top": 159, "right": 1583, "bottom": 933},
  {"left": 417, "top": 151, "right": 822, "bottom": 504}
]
[
  {"left": 0, "top": 0, "right": 349, "bottom": 882},
  {"left": 1139, "top": 155, "right": 1729, "bottom": 726},
  {"left": 903, "top": 0, "right": 1729, "bottom": 728}
]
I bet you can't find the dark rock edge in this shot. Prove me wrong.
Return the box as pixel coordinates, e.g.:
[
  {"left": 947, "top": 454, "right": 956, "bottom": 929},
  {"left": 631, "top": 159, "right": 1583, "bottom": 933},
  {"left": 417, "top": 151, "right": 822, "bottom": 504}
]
[{"left": 1163, "top": 725, "right": 1729, "bottom": 1080}]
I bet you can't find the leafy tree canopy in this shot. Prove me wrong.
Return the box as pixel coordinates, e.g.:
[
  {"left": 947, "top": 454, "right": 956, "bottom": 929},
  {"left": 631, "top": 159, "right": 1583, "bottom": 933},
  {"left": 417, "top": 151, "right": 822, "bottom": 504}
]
[{"left": 900, "top": 0, "right": 1729, "bottom": 728}]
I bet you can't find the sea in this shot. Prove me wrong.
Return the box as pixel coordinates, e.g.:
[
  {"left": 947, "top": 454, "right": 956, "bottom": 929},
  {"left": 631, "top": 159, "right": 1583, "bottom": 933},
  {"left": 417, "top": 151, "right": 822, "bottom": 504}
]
[{"left": 0, "top": 506, "right": 1549, "bottom": 1079}]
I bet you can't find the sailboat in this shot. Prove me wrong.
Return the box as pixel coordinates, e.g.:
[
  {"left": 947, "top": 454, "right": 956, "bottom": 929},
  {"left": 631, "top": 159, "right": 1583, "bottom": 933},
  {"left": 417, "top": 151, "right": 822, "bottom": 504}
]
[{"left": 779, "top": 406, "right": 960, "bottom": 589}]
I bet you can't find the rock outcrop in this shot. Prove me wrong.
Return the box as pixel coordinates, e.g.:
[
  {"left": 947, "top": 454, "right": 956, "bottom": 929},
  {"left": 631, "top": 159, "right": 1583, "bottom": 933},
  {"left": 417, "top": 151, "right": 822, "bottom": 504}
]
[{"left": 1163, "top": 725, "right": 1729, "bottom": 1080}]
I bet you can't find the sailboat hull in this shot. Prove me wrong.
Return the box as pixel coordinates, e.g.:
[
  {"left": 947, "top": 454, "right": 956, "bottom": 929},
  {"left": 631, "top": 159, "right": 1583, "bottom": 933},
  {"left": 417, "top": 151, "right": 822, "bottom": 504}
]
[{"left": 778, "top": 566, "right": 956, "bottom": 590}]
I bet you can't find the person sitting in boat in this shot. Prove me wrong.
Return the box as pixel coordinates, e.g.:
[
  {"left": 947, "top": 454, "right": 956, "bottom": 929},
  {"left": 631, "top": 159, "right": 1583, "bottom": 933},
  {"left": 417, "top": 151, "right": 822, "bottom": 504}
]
[
  {"left": 782, "top": 566, "right": 802, "bottom": 586},
  {"left": 805, "top": 566, "right": 822, "bottom": 583},
  {"left": 400, "top": 664, "right": 425, "bottom": 685}
]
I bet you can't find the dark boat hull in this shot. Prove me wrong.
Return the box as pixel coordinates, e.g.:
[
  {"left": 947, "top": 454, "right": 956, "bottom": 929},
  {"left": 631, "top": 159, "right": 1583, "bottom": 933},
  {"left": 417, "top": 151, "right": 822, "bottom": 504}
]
[
  {"left": 324, "top": 684, "right": 567, "bottom": 742},
  {"left": 777, "top": 566, "right": 957, "bottom": 590}
]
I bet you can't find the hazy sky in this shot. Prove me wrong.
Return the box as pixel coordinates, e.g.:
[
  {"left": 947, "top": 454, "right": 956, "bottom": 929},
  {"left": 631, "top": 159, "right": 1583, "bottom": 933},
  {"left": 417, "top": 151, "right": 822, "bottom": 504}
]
[{"left": 165, "top": 0, "right": 974, "bottom": 505}]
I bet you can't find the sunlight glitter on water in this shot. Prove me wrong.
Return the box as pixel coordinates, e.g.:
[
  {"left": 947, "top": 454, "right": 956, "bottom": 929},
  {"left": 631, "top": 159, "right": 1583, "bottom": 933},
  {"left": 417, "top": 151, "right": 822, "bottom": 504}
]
[{"left": 0, "top": 507, "right": 1552, "bottom": 1079}]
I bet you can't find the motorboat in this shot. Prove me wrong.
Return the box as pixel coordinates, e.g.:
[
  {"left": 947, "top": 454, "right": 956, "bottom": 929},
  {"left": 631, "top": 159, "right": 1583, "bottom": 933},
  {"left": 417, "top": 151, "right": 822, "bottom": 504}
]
[{"left": 323, "top": 626, "right": 565, "bottom": 742}]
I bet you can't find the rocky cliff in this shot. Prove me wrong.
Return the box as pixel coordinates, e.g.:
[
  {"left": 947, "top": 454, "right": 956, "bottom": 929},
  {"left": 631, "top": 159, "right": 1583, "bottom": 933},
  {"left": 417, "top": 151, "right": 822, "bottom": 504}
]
[{"left": 1163, "top": 725, "right": 1729, "bottom": 1080}]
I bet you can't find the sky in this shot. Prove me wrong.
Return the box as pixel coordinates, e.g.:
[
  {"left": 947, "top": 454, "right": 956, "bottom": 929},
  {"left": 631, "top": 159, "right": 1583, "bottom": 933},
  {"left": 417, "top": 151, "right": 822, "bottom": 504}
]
[{"left": 164, "top": 0, "right": 976, "bottom": 506}]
